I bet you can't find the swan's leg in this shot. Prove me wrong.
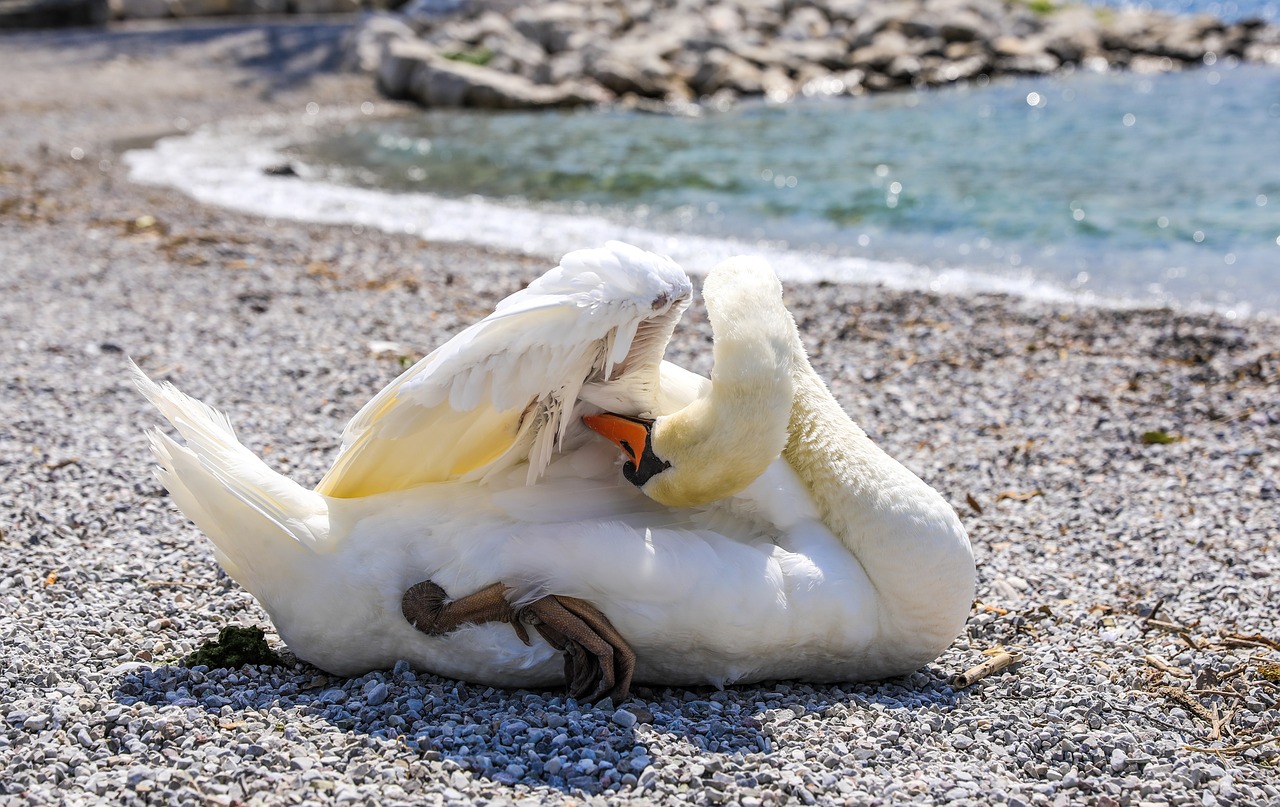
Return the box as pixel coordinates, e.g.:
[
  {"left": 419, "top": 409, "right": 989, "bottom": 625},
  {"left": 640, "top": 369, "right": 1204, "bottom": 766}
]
[
  {"left": 402, "top": 581, "right": 528, "bottom": 641},
  {"left": 401, "top": 580, "right": 635, "bottom": 701},
  {"left": 519, "top": 596, "right": 636, "bottom": 702}
]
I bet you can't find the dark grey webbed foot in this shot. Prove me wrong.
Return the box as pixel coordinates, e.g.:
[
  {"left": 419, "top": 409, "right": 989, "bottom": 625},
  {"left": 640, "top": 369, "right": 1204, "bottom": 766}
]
[{"left": 402, "top": 580, "right": 636, "bottom": 701}]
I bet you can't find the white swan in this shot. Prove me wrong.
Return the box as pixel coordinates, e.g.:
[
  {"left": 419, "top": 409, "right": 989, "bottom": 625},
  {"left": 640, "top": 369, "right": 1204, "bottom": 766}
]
[{"left": 135, "top": 241, "right": 974, "bottom": 699}]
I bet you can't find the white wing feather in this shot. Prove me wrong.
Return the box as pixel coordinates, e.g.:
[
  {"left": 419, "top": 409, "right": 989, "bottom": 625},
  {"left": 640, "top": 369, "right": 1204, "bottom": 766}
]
[{"left": 317, "top": 242, "right": 692, "bottom": 498}]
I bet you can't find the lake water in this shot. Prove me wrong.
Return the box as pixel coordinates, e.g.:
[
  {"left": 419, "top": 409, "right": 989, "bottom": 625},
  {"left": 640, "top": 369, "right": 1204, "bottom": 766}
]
[
  {"left": 1087, "top": 0, "right": 1277, "bottom": 22},
  {"left": 287, "top": 63, "right": 1280, "bottom": 315},
  {"left": 124, "top": 13, "right": 1280, "bottom": 317}
]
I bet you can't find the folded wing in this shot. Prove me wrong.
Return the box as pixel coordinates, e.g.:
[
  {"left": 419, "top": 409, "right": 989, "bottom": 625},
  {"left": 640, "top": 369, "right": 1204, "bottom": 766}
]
[{"left": 317, "top": 242, "right": 693, "bottom": 499}]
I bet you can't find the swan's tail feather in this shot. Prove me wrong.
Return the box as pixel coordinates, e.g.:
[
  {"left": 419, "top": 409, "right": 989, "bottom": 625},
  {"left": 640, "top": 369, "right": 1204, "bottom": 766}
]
[{"left": 131, "top": 362, "right": 329, "bottom": 579}]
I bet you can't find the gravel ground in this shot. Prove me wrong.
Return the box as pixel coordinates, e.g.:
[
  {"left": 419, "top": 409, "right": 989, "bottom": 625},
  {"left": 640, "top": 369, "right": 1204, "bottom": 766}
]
[{"left": 3, "top": 21, "right": 1279, "bottom": 807}]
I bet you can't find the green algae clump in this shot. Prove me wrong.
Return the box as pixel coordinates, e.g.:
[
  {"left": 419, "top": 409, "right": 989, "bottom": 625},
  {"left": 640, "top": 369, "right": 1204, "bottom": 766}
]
[{"left": 181, "top": 626, "right": 283, "bottom": 669}]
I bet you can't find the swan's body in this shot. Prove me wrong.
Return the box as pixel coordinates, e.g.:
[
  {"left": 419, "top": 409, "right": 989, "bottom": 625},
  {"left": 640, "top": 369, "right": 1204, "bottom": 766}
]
[{"left": 137, "top": 242, "right": 974, "bottom": 689}]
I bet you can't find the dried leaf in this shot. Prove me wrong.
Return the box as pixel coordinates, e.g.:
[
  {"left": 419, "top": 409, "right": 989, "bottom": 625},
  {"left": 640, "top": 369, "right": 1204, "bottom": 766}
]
[{"left": 965, "top": 493, "right": 983, "bottom": 514}]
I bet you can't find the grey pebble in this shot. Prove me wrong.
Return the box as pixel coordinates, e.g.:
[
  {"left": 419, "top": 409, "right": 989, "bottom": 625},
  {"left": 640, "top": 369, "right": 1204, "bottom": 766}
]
[{"left": 612, "top": 708, "right": 638, "bottom": 729}]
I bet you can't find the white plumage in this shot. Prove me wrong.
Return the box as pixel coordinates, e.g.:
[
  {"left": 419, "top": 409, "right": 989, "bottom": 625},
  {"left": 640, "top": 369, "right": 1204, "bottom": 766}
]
[{"left": 135, "top": 241, "right": 975, "bottom": 689}]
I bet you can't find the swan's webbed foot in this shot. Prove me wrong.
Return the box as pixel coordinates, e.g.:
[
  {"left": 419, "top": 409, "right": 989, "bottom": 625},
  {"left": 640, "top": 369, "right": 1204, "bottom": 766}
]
[{"left": 401, "top": 580, "right": 635, "bottom": 702}]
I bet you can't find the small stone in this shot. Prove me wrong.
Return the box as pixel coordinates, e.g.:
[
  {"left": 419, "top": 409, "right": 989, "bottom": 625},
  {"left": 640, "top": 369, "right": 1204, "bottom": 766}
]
[
  {"left": 1110, "top": 749, "right": 1128, "bottom": 772},
  {"left": 23, "top": 714, "right": 49, "bottom": 731},
  {"left": 365, "top": 683, "right": 389, "bottom": 706},
  {"left": 612, "top": 708, "right": 638, "bottom": 729}
]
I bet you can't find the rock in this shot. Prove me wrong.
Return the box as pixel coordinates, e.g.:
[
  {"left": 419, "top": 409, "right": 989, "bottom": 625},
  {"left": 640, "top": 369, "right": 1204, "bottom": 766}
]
[
  {"left": 477, "top": 24, "right": 548, "bottom": 82},
  {"left": 538, "top": 50, "right": 584, "bottom": 85},
  {"left": 236, "top": 0, "right": 287, "bottom": 11},
  {"left": 706, "top": 4, "right": 745, "bottom": 36},
  {"left": 290, "top": 0, "right": 359, "bottom": 13},
  {"left": 512, "top": 2, "right": 590, "bottom": 54},
  {"left": 691, "top": 48, "right": 765, "bottom": 96},
  {"left": 848, "top": 0, "right": 920, "bottom": 45},
  {"left": 777, "top": 37, "right": 849, "bottom": 70},
  {"left": 850, "top": 29, "right": 915, "bottom": 70},
  {"left": 586, "top": 39, "right": 679, "bottom": 98},
  {"left": 345, "top": 13, "right": 417, "bottom": 74},
  {"left": 1041, "top": 7, "right": 1104, "bottom": 64},
  {"left": 992, "top": 35, "right": 1059, "bottom": 73},
  {"left": 396, "top": 43, "right": 609, "bottom": 108},
  {"left": 611, "top": 708, "right": 638, "bottom": 728},
  {"left": 931, "top": 1, "right": 997, "bottom": 44},
  {"left": 817, "top": 0, "right": 869, "bottom": 25},
  {"left": 351, "top": 0, "right": 1280, "bottom": 109},
  {"left": 169, "top": 0, "right": 236, "bottom": 14},
  {"left": 113, "top": 0, "right": 170, "bottom": 18},
  {"left": 1153, "top": 14, "right": 1220, "bottom": 61},
  {"left": 376, "top": 36, "right": 431, "bottom": 99},
  {"left": 781, "top": 6, "right": 831, "bottom": 40},
  {"left": 365, "top": 683, "right": 389, "bottom": 706}
]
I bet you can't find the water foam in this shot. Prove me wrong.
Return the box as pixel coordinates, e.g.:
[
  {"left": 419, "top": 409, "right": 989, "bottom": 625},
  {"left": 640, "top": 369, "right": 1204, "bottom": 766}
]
[{"left": 125, "top": 114, "right": 1108, "bottom": 308}]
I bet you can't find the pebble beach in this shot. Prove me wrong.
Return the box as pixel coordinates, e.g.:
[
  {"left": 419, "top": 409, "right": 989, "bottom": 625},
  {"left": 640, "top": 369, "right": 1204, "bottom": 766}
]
[{"left": 3, "top": 20, "right": 1280, "bottom": 807}]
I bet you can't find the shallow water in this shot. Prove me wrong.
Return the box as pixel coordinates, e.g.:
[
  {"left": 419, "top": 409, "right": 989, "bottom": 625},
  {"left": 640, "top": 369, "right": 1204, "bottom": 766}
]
[
  {"left": 291, "top": 64, "right": 1280, "bottom": 314},
  {"left": 1085, "top": 0, "right": 1278, "bottom": 21}
]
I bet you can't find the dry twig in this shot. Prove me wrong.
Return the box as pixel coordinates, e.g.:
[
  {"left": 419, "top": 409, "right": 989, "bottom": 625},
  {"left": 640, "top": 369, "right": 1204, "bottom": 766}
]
[
  {"left": 1183, "top": 735, "right": 1280, "bottom": 755},
  {"left": 144, "top": 580, "right": 212, "bottom": 589},
  {"left": 1219, "top": 632, "right": 1280, "bottom": 653},
  {"left": 1144, "top": 655, "right": 1191, "bottom": 679},
  {"left": 952, "top": 652, "right": 1022, "bottom": 688},
  {"left": 995, "top": 489, "right": 1043, "bottom": 503},
  {"left": 1154, "top": 686, "right": 1217, "bottom": 727}
]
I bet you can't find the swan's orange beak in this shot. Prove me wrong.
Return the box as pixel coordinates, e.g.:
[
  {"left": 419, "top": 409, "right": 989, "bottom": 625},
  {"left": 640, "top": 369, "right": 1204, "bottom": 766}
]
[{"left": 582, "top": 412, "right": 651, "bottom": 467}]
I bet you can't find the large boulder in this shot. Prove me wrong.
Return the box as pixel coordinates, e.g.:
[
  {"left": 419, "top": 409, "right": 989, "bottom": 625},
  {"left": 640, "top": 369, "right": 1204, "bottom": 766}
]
[
  {"left": 345, "top": 12, "right": 417, "bottom": 73},
  {"left": 584, "top": 27, "right": 695, "bottom": 97},
  {"left": 1040, "top": 6, "right": 1104, "bottom": 64},
  {"left": 850, "top": 29, "right": 917, "bottom": 70},
  {"left": 350, "top": 0, "right": 1280, "bottom": 108},
  {"left": 113, "top": 0, "right": 170, "bottom": 18},
  {"left": 690, "top": 47, "right": 766, "bottom": 95},
  {"left": 512, "top": 2, "right": 596, "bottom": 54},
  {"left": 382, "top": 39, "right": 610, "bottom": 108},
  {"left": 290, "top": 0, "right": 360, "bottom": 12}
]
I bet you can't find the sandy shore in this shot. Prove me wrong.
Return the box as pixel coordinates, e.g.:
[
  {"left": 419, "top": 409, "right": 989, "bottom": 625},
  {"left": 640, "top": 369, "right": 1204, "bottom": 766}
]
[{"left": 2, "top": 20, "right": 1278, "bottom": 806}]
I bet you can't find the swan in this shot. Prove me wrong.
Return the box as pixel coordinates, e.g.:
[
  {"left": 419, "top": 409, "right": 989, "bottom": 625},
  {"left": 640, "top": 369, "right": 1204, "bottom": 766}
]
[{"left": 135, "top": 241, "right": 975, "bottom": 701}]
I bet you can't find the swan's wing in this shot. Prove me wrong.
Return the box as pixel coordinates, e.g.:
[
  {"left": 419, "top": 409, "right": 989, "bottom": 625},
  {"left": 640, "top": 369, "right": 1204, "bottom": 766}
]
[{"left": 317, "top": 242, "right": 693, "bottom": 499}]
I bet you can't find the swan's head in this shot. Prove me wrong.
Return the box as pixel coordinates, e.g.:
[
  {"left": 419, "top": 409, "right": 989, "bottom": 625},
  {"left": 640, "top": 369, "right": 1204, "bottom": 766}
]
[{"left": 584, "top": 257, "right": 799, "bottom": 508}]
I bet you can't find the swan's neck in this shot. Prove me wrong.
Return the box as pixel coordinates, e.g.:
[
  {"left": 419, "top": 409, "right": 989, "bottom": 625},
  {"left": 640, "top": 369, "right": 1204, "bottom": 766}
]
[{"left": 781, "top": 338, "right": 975, "bottom": 648}]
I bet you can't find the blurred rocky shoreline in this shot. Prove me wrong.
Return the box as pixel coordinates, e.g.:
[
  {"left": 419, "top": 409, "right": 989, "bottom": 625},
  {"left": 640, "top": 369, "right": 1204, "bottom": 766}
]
[{"left": 349, "top": 0, "right": 1280, "bottom": 110}]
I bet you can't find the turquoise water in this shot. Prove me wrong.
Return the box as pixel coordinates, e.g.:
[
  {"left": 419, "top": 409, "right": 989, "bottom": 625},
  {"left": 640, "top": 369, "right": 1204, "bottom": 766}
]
[
  {"left": 1086, "top": 0, "right": 1277, "bottom": 21},
  {"left": 293, "top": 64, "right": 1280, "bottom": 313}
]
